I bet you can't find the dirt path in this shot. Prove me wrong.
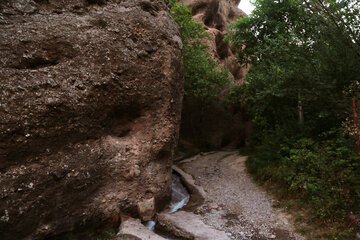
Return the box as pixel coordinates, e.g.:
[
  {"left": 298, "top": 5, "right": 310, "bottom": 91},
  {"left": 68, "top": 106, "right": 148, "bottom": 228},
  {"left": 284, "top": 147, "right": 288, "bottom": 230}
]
[{"left": 178, "top": 151, "right": 305, "bottom": 240}]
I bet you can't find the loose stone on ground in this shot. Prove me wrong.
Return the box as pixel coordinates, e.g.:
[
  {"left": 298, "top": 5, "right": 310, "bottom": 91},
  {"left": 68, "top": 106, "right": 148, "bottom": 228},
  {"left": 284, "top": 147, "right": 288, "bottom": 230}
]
[{"left": 179, "top": 151, "right": 305, "bottom": 240}]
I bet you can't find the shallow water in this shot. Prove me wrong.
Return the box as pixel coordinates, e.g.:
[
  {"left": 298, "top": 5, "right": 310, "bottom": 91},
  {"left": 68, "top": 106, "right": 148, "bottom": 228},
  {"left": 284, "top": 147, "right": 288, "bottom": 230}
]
[
  {"left": 144, "top": 220, "right": 156, "bottom": 231},
  {"left": 144, "top": 173, "right": 190, "bottom": 238},
  {"left": 165, "top": 173, "right": 190, "bottom": 213}
]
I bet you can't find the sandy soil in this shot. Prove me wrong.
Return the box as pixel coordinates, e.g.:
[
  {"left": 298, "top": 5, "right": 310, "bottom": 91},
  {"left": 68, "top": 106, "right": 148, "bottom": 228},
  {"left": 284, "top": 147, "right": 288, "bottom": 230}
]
[{"left": 178, "top": 151, "right": 305, "bottom": 240}]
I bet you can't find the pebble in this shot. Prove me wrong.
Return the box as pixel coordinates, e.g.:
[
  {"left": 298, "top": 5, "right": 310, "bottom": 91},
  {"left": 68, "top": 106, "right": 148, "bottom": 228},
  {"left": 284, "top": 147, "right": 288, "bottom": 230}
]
[{"left": 181, "top": 151, "right": 306, "bottom": 240}]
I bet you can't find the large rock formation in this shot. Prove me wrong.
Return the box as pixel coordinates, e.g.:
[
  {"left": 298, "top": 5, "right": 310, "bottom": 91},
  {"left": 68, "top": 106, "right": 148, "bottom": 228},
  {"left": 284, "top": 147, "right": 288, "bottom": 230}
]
[
  {"left": 178, "top": 0, "right": 251, "bottom": 152},
  {"left": 181, "top": 0, "right": 248, "bottom": 83},
  {"left": 0, "top": 0, "right": 183, "bottom": 239}
]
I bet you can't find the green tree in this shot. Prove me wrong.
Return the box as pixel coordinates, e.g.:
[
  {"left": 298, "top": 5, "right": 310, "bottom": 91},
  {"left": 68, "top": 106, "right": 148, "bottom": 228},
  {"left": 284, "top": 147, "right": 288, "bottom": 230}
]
[
  {"left": 227, "top": 0, "right": 360, "bottom": 133},
  {"left": 170, "top": 1, "right": 230, "bottom": 102},
  {"left": 227, "top": 0, "right": 360, "bottom": 238}
]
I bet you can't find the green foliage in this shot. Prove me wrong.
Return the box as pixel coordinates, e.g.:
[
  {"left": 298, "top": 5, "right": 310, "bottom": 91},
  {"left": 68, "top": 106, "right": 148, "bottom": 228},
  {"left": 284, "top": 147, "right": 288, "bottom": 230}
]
[
  {"left": 170, "top": 0, "right": 207, "bottom": 45},
  {"left": 227, "top": 0, "right": 360, "bottom": 133},
  {"left": 281, "top": 138, "right": 359, "bottom": 219},
  {"left": 228, "top": 0, "right": 360, "bottom": 238},
  {"left": 170, "top": 1, "right": 230, "bottom": 101},
  {"left": 246, "top": 132, "right": 360, "bottom": 239}
]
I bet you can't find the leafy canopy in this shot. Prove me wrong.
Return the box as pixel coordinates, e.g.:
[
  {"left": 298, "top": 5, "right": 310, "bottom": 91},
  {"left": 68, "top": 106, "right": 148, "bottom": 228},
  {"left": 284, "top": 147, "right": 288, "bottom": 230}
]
[
  {"left": 227, "top": 0, "right": 360, "bottom": 238},
  {"left": 227, "top": 0, "right": 360, "bottom": 132}
]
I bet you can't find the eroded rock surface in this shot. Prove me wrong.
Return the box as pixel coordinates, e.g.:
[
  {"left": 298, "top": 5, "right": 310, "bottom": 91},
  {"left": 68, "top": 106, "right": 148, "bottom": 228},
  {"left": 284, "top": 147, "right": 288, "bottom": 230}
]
[
  {"left": 117, "top": 217, "right": 166, "bottom": 240},
  {"left": 178, "top": 0, "right": 251, "bottom": 152},
  {"left": 0, "top": 0, "right": 183, "bottom": 239},
  {"left": 157, "top": 210, "right": 229, "bottom": 240},
  {"left": 180, "top": 0, "right": 248, "bottom": 83}
]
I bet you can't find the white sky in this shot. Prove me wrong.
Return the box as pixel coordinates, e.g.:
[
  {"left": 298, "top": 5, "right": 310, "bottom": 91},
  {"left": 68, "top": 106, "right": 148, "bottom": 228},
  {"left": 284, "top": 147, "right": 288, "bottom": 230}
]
[{"left": 238, "top": 0, "right": 255, "bottom": 15}]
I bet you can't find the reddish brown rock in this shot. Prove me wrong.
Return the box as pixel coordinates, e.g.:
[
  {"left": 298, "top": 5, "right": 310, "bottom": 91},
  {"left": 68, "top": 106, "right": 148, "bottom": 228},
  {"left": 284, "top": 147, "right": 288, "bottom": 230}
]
[
  {"left": 178, "top": 0, "right": 252, "bottom": 152},
  {"left": 180, "top": 0, "right": 248, "bottom": 83},
  {"left": 0, "top": 0, "right": 183, "bottom": 239}
]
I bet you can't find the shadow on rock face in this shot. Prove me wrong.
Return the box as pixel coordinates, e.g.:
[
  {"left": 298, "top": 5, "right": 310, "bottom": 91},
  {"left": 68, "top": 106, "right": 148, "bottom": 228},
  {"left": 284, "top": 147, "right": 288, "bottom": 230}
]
[
  {"left": 0, "top": 0, "right": 184, "bottom": 239},
  {"left": 9, "top": 39, "right": 78, "bottom": 70},
  {"left": 177, "top": 0, "right": 252, "bottom": 153}
]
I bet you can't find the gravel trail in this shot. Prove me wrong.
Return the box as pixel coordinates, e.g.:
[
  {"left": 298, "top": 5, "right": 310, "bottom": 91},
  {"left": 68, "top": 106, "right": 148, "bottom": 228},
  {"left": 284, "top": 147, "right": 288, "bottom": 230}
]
[{"left": 178, "top": 151, "right": 305, "bottom": 240}]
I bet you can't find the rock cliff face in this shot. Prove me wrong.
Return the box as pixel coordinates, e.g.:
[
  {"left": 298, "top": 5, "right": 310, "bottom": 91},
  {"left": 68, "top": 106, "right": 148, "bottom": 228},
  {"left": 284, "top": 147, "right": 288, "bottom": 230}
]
[
  {"left": 181, "top": 0, "right": 248, "bottom": 83},
  {"left": 0, "top": 0, "right": 183, "bottom": 239},
  {"left": 178, "top": 0, "right": 251, "bottom": 152}
]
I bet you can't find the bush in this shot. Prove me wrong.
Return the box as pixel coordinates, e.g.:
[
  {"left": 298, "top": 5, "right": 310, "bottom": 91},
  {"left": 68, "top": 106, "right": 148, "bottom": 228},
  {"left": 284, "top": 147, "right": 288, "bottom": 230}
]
[
  {"left": 246, "top": 131, "right": 360, "bottom": 239},
  {"left": 227, "top": 1, "right": 360, "bottom": 237}
]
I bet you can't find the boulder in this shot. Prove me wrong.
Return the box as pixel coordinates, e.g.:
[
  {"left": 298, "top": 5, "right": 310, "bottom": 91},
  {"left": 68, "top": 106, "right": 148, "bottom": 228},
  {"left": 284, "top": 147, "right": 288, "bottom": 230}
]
[
  {"left": 117, "top": 217, "right": 166, "bottom": 240},
  {"left": 0, "top": 0, "right": 183, "bottom": 239},
  {"left": 157, "top": 211, "right": 229, "bottom": 240}
]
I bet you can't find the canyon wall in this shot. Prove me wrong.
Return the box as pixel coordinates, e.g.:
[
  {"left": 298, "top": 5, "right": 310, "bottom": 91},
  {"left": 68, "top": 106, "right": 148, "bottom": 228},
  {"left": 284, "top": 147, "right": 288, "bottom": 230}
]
[
  {"left": 0, "top": 0, "right": 183, "bottom": 239},
  {"left": 178, "top": 0, "right": 251, "bottom": 153},
  {"left": 181, "top": 0, "right": 248, "bottom": 83}
]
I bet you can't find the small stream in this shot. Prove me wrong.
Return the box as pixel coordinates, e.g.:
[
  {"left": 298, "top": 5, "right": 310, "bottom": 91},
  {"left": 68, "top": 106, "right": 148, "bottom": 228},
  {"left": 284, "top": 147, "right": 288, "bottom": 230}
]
[
  {"left": 144, "top": 173, "right": 190, "bottom": 237},
  {"left": 166, "top": 173, "right": 190, "bottom": 213}
]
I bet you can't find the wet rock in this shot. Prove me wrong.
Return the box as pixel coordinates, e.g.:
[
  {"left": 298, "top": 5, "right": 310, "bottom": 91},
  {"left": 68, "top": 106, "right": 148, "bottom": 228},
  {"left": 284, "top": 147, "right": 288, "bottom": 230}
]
[
  {"left": 157, "top": 211, "right": 229, "bottom": 240},
  {"left": 172, "top": 165, "right": 206, "bottom": 211},
  {"left": 117, "top": 217, "right": 166, "bottom": 240},
  {"left": 163, "top": 173, "right": 190, "bottom": 214},
  {"left": 0, "top": 0, "right": 183, "bottom": 239}
]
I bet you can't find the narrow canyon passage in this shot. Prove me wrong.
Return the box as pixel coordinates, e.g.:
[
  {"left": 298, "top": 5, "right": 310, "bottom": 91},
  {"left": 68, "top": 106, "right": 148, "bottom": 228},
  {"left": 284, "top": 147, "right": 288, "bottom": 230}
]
[{"left": 177, "top": 151, "right": 305, "bottom": 240}]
